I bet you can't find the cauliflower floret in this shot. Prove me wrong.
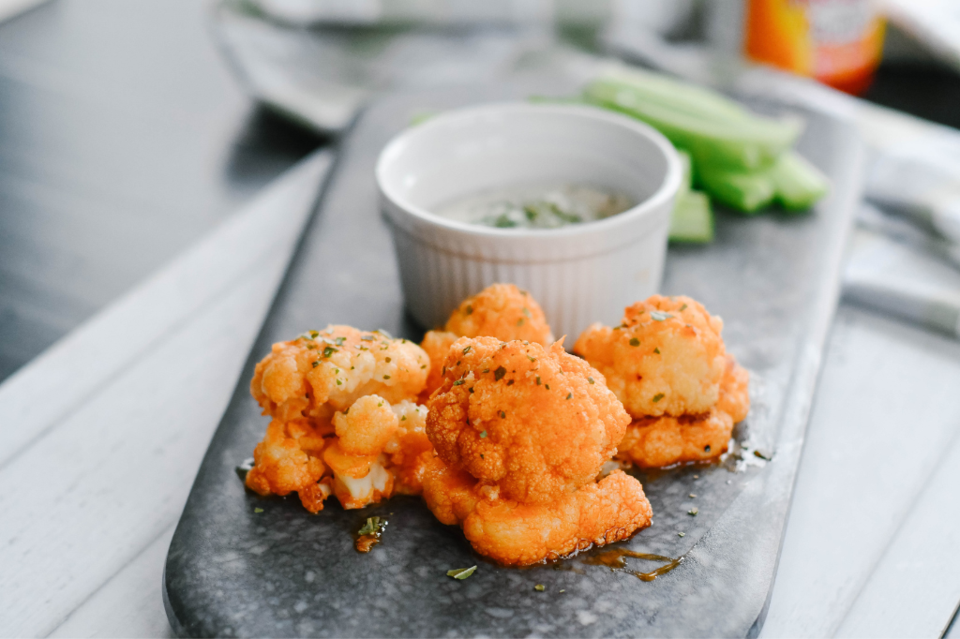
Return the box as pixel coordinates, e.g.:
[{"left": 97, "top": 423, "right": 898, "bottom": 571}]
[
  {"left": 718, "top": 355, "right": 750, "bottom": 424},
  {"left": 574, "top": 295, "right": 727, "bottom": 418},
  {"left": 618, "top": 410, "right": 735, "bottom": 468},
  {"left": 427, "top": 336, "right": 629, "bottom": 503},
  {"left": 385, "top": 400, "right": 434, "bottom": 494},
  {"left": 420, "top": 284, "right": 555, "bottom": 399},
  {"left": 245, "top": 418, "right": 332, "bottom": 513},
  {"left": 419, "top": 330, "right": 459, "bottom": 401},
  {"left": 421, "top": 456, "right": 652, "bottom": 566},
  {"left": 616, "top": 357, "right": 750, "bottom": 468},
  {"left": 250, "top": 325, "right": 430, "bottom": 427},
  {"left": 443, "top": 283, "right": 554, "bottom": 345}
]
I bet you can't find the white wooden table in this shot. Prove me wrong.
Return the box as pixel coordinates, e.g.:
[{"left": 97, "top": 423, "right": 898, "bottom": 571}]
[{"left": 1, "top": 148, "right": 959, "bottom": 638}]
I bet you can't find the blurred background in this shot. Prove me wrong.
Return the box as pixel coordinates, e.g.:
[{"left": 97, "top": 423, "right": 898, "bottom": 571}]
[{"left": 2, "top": 0, "right": 960, "bottom": 384}]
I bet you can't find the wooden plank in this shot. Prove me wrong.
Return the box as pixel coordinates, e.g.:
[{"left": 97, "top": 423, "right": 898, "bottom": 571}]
[
  {"left": 835, "top": 429, "right": 960, "bottom": 638},
  {"left": 48, "top": 525, "right": 176, "bottom": 639},
  {"left": 0, "top": 152, "right": 329, "bottom": 635},
  {"left": 760, "top": 304, "right": 960, "bottom": 637}
]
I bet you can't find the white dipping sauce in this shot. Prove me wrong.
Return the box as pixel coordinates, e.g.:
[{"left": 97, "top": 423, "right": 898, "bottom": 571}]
[{"left": 434, "top": 183, "right": 635, "bottom": 229}]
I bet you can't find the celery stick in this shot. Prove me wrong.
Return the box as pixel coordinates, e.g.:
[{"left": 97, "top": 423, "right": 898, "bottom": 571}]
[
  {"left": 677, "top": 149, "right": 693, "bottom": 193},
  {"left": 670, "top": 190, "right": 714, "bottom": 243},
  {"left": 584, "top": 74, "right": 802, "bottom": 171},
  {"left": 770, "top": 151, "right": 829, "bottom": 210},
  {"left": 697, "top": 166, "right": 776, "bottom": 214}
]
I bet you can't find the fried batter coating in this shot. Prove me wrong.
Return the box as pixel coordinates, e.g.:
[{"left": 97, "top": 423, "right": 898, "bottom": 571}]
[
  {"left": 245, "top": 418, "right": 332, "bottom": 513},
  {"left": 421, "top": 456, "right": 652, "bottom": 565},
  {"left": 427, "top": 336, "right": 629, "bottom": 503},
  {"left": 250, "top": 325, "right": 430, "bottom": 427},
  {"left": 618, "top": 410, "right": 734, "bottom": 468},
  {"left": 419, "top": 330, "right": 459, "bottom": 401},
  {"left": 574, "top": 295, "right": 726, "bottom": 418},
  {"left": 718, "top": 355, "right": 750, "bottom": 424},
  {"left": 443, "top": 283, "right": 554, "bottom": 345}
]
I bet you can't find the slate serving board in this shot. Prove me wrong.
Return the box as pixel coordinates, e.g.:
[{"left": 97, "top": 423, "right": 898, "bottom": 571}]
[{"left": 164, "top": 83, "right": 863, "bottom": 638}]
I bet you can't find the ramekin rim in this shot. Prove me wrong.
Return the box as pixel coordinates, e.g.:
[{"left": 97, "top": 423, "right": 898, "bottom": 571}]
[{"left": 374, "top": 101, "right": 683, "bottom": 240}]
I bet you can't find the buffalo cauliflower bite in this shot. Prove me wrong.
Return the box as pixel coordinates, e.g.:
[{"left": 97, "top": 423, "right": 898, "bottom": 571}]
[
  {"left": 420, "top": 284, "right": 555, "bottom": 399},
  {"left": 444, "top": 283, "right": 554, "bottom": 345},
  {"left": 422, "top": 336, "right": 652, "bottom": 565},
  {"left": 250, "top": 325, "right": 429, "bottom": 428},
  {"left": 245, "top": 418, "right": 332, "bottom": 513},
  {"left": 246, "top": 326, "right": 434, "bottom": 512},
  {"left": 574, "top": 295, "right": 727, "bottom": 418},
  {"left": 427, "top": 336, "right": 629, "bottom": 503},
  {"left": 617, "top": 355, "right": 751, "bottom": 468},
  {"left": 421, "top": 457, "right": 652, "bottom": 566}
]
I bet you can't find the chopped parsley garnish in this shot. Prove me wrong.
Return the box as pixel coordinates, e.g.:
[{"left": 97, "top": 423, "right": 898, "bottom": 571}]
[
  {"left": 465, "top": 305, "right": 473, "bottom": 315},
  {"left": 587, "top": 377, "right": 595, "bottom": 384},
  {"left": 689, "top": 493, "right": 697, "bottom": 498},
  {"left": 358, "top": 516, "right": 384, "bottom": 536},
  {"left": 361, "top": 335, "right": 375, "bottom": 342},
  {"left": 536, "top": 376, "right": 541, "bottom": 385},
  {"left": 652, "top": 393, "right": 665, "bottom": 403},
  {"left": 453, "top": 380, "right": 464, "bottom": 386},
  {"left": 522, "top": 307, "right": 531, "bottom": 317},
  {"left": 334, "top": 336, "right": 346, "bottom": 346},
  {"left": 566, "top": 392, "right": 573, "bottom": 400},
  {"left": 516, "top": 318, "right": 525, "bottom": 327},
  {"left": 421, "top": 364, "right": 426, "bottom": 369},
  {"left": 534, "top": 584, "right": 545, "bottom": 592},
  {"left": 527, "top": 355, "right": 536, "bottom": 362},
  {"left": 650, "top": 311, "right": 673, "bottom": 321},
  {"left": 463, "top": 346, "right": 472, "bottom": 355},
  {"left": 322, "top": 346, "right": 337, "bottom": 358},
  {"left": 446, "top": 566, "right": 477, "bottom": 580},
  {"left": 336, "top": 379, "right": 342, "bottom": 385},
  {"left": 494, "top": 366, "right": 507, "bottom": 381},
  {"left": 678, "top": 532, "right": 685, "bottom": 537},
  {"left": 401, "top": 415, "right": 407, "bottom": 421},
  {"left": 499, "top": 410, "right": 506, "bottom": 419},
  {"left": 688, "top": 508, "right": 699, "bottom": 516},
  {"left": 480, "top": 430, "right": 487, "bottom": 438},
  {"left": 654, "top": 347, "right": 661, "bottom": 354},
  {"left": 312, "top": 361, "right": 320, "bottom": 368},
  {"left": 254, "top": 507, "right": 264, "bottom": 513},
  {"left": 629, "top": 338, "right": 640, "bottom": 347},
  {"left": 545, "top": 384, "right": 550, "bottom": 390},
  {"left": 309, "top": 330, "right": 319, "bottom": 338},
  {"left": 679, "top": 304, "right": 688, "bottom": 311},
  {"left": 383, "top": 374, "right": 391, "bottom": 380}
]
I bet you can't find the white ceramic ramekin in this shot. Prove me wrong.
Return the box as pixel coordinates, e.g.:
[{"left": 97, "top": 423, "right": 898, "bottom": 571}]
[{"left": 376, "top": 102, "right": 682, "bottom": 341}]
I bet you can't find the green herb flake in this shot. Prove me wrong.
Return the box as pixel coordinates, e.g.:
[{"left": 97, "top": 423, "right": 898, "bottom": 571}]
[
  {"left": 358, "top": 516, "right": 382, "bottom": 536},
  {"left": 652, "top": 393, "right": 665, "bottom": 403},
  {"left": 566, "top": 392, "right": 573, "bottom": 400},
  {"left": 536, "top": 376, "right": 542, "bottom": 385},
  {"left": 465, "top": 305, "right": 474, "bottom": 315},
  {"left": 534, "top": 584, "right": 545, "bottom": 592},
  {"left": 447, "top": 566, "right": 477, "bottom": 580},
  {"left": 480, "top": 430, "right": 487, "bottom": 439},
  {"left": 499, "top": 410, "right": 506, "bottom": 419},
  {"left": 516, "top": 318, "right": 525, "bottom": 327},
  {"left": 378, "top": 402, "right": 383, "bottom": 407},
  {"left": 401, "top": 415, "right": 407, "bottom": 421},
  {"left": 654, "top": 347, "right": 661, "bottom": 354},
  {"left": 254, "top": 507, "right": 264, "bottom": 513},
  {"left": 383, "top": 374, "right": 391, "bottom": 380},
  {"left": 678, "top": 532, "right": 685, "bottom": 538},
  {"left": 689, "top": 493, "right": 697, "bottom": 498},
  {"left": 336, "top": 379, "right": 342, "bottom": 386},
  {"left": 650, "top": 311, "right": 674, "bottom": 322},
  {"left": 629, "top": 338, "right": 641, "bottom": 347},
  {"left": 421, "top": 364, "right": 427, "bottom": 369},
  {"left": 587, "top": 377, "right": 595, "bottom": 384},
  {"left": 334, "top": 336, "right": 346, "bottom": 346},
  {"left": 453, "top": 380, "right": 464, "bottom": 386},
  {"left": 312, "top": 361, "right": 320, "bottom": 368},
  {"left": 494, "top": 366, "right": 507, "bottom": 381},
  {"left": 463, "top": 346, "right": 472, "bottom": 355},
  {"left": 679, "top": 304, "right": 688, "bottom": 311},
  {"left": 522, "top": 307, "right": 531, "bottom": 317},
  {"left": 361, "top": 335, "right": 375, "bottom": 342},
  {"left": 545, "top": 384, "right": 551, "bottom": 390},
  {"left": 527, "top": 355, "right": 537, "bottom": 362},
  {"left": 322, "top": 346, "right": 337, "bottom": 358},
  {"left": 385, "top": 357, "right": 391, "bottom": 363},
  {"left": 688, "top": 508, "right": 699, "bottom": 516},
  {"left": 482, "top": 368, "right": 490, "bottom": 374}
]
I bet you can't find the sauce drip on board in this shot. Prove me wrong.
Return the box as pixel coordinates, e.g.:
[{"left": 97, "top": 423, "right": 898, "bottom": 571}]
[{"left": 582, "top": 548, "right": 683, "bottom": 582}]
